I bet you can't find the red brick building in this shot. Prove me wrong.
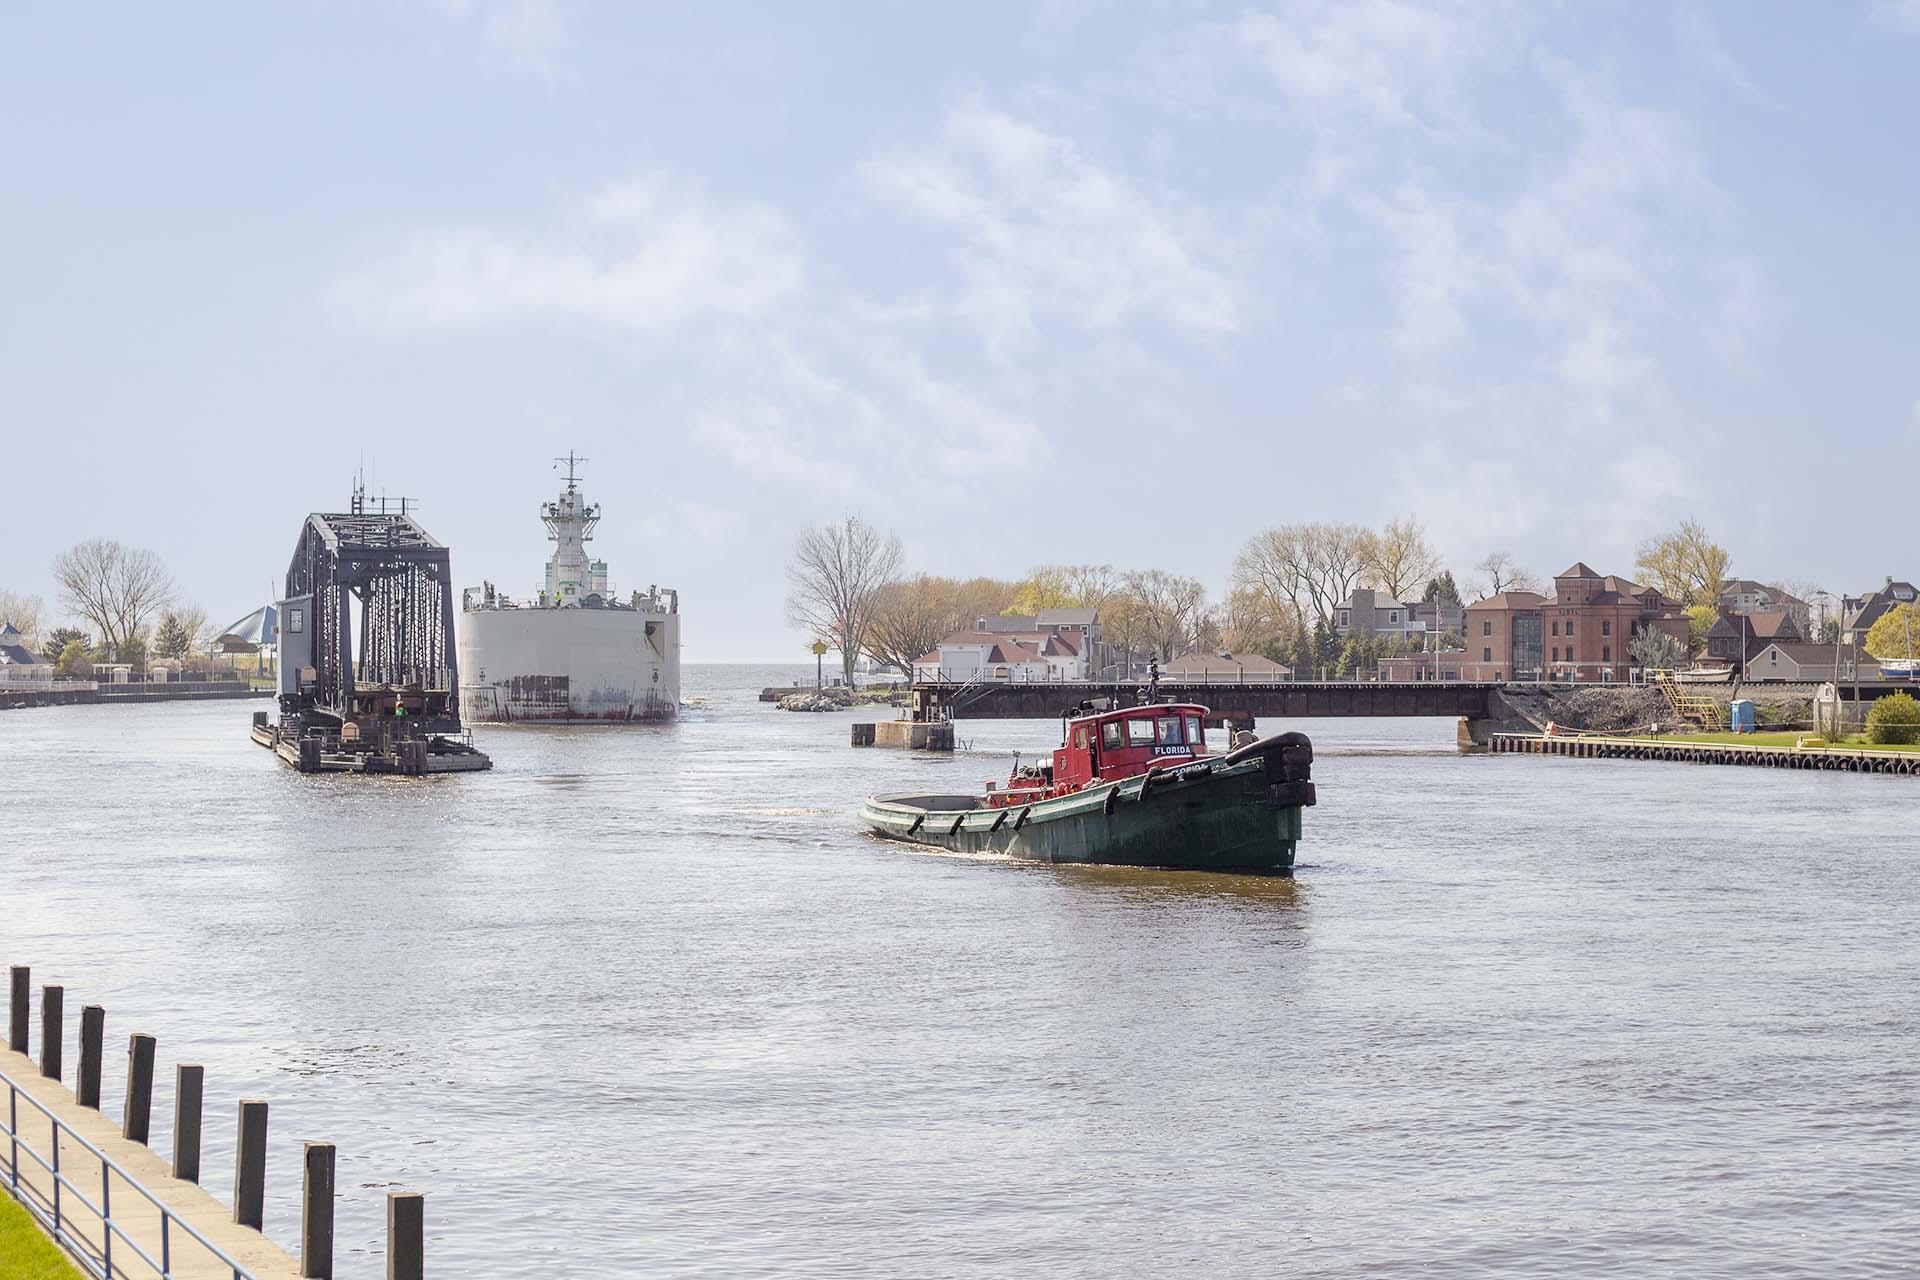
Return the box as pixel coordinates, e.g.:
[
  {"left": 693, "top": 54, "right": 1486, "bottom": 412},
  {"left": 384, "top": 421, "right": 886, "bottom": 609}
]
[{"left": 1460, "top": 563, "right": 1690, "bottom": 682}]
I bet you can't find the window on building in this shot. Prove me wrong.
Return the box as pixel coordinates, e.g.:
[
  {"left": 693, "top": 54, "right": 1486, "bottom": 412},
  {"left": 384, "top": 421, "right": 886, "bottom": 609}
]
[
  {"left": 1551, "top": 620, "right": 1559, "bottom": 636},
  {"left": 1338, "top": 611, "right": 1350, "bottom": 627},
  {"left": 1483, "top": 647, "right": 1493, "bottom": 662},
  {"left": 1482, "top": 620, "right": 1492, "bottom": 637},
  {"left": 1602, "top": 619, "right": 1611, "bottom": 637},
  {"left": 1566, "top": 620, "right": 1575, "bottom": 636},
  {"left": 287, "top": 607, "right": 304, "bottom": 634},
  {"left": 1127, "top": 718, "right": 1157, "bottom": 746},
  {"left": 1551, "top": 646, "right": 1559, "bottom": 661},
  {"left": 1388, "top": 611, "right": 1399, "bottom": 624}
]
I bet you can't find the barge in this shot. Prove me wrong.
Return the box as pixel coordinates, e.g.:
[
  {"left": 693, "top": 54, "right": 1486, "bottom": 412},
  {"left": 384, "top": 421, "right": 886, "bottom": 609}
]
[
  {"left": 862, "top": 696, "right": 1314, "bottom": 873},
  {"left": 256, "top": 490, "right": 492, "bottom": 776}
]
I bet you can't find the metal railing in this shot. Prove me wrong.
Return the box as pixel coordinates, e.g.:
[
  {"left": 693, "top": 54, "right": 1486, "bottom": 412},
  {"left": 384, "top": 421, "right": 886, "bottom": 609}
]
[{"left": 2, "top": 1067, "right": 258, "bottom": 1280}]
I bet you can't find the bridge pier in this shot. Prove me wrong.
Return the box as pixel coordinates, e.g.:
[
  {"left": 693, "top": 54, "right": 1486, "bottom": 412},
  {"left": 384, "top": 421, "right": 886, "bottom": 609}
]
[{"left": 1457, "top": 716, "right": 1492, "bottom": 753}]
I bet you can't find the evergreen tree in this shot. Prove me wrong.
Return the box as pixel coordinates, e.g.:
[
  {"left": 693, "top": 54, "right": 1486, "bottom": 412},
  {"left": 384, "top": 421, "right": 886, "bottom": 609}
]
[
  {"left": 1423, "top": 572, "right": 1463, "bottom": 607},
  {"left": 39, "top": 626, "right": 89, "bottom": 663},
  {"left": 1312, "top": 619, "right": 1338, "bottom": 673},
  {"left": 154, "top": 612, "right": 192, "bottom": 662}
]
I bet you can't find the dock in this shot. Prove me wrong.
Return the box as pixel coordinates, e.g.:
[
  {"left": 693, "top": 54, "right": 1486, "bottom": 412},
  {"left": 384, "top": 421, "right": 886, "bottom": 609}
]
[{"left": 1490, "top": 732, "right": 1920, "bottom": 776}]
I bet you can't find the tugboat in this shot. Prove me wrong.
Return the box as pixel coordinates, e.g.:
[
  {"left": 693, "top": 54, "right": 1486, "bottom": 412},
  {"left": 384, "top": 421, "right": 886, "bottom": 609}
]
[{"left": 860, "top": 677, "right": 1314, "bottom": 874}]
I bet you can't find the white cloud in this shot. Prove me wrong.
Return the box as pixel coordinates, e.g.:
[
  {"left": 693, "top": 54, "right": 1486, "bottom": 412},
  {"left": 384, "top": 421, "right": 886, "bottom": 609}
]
[
  {"left": 862, "top": 105, "right": 1238, "bottom": 350},
  {"left": 433, "top": 0, "right": 572, "bottom": 74},
  {"left": 330, "top": 177, "right": 801, "bottom": 338},
  {"left": 1678, "top": 9, "right": 1762, "bottom": 100}
]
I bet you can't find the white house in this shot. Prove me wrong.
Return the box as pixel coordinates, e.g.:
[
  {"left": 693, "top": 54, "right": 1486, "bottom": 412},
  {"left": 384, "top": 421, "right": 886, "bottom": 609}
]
[
  {"left": 913, "top": 628, "right": 1090, "bottom": 683},
  {"left": 0, "top": 623, "right": 52, "bottom": 685}
]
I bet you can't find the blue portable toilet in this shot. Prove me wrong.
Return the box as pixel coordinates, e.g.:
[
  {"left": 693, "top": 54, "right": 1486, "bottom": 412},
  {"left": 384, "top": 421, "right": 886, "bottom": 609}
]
[{"left": 1729, "top": 699, "right": 1756, "bottom": 734}]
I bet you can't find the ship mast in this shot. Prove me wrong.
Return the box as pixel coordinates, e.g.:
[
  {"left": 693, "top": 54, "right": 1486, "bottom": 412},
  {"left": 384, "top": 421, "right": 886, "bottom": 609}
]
[{"left": 541, "top": 453, "right": 602, "bottom": 604}]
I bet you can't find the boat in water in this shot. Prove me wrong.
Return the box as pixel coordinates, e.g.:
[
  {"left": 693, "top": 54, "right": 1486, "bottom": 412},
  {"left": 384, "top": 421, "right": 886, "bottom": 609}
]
[
  {"left": 860, "top": 696, "right": 1315, "bottom": 873},
  {"left": 457, "top": 454, "right": 681, "bottom": 723}
]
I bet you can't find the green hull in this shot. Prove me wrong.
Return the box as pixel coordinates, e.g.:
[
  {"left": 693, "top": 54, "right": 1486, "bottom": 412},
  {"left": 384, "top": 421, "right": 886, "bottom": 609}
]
[{"left": 860, "top": 751, "right": 1311, "bottom": 874}]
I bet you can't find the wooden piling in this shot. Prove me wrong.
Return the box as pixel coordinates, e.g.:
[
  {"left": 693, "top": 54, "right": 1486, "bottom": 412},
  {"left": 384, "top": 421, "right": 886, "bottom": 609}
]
[
  {"left": 7, "top": 966, "right": 25, "bottom": 1054},
  {"left": 174, "top": 1064, "right": 205, "bottom": 1183},
  {"left": 124, "top": 1033, "right": 156, "bottom": 1144},
  {"left": 40, "top": 985, "right": 62, "bottom": 1080},
  {"left": 302, "top": 1142, "right": 336, "bottom": 1279},
  {"left": 77, "top": 1005, "right": 105, "bottom": 1108},
  {"left": 386, "top": 1192, "right": 424, "bottom": 1280},
  {"left": 234, "top": 1099, "right": 269, "bottom": 1229}
]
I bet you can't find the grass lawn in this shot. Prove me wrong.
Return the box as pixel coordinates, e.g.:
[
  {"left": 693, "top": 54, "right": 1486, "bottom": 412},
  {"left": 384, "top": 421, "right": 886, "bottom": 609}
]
[
  {"left": 0, "top": 1193, "right": 82, "bottom": 1280},
  {"left": 1652, "top": 731, "right": 1920, "bottom": 753}
]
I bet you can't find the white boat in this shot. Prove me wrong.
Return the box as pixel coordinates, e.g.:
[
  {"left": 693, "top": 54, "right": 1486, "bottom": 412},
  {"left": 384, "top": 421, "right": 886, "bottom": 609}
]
[
  {"left": 1674, "top": 663, "right": 1737, "bottom": 684},
  {"left": 1880, "top": 658, "right": 1919, "bottom": 681},
  {"left": 456, "top": 455, "right": 681, "bottom": 723}
]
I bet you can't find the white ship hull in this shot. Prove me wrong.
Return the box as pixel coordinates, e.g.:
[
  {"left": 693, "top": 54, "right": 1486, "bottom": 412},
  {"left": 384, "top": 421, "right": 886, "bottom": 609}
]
[{"left": 458, "top": 607, "right": 680, "bottom": 724}]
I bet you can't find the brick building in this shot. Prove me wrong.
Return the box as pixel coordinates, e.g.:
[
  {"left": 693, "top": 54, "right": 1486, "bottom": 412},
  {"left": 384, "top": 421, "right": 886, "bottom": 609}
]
[{"left": 1460, "top": 563, "right": 1690, "bottom": 682}]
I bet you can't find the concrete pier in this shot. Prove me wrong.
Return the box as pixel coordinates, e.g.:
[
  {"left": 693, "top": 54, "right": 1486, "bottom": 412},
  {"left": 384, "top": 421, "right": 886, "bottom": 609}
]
[
  {"left": 1491, "top": 732, "right": 1920, "bottom": 775},
  {"left": 2, "top": 1044, "right": 303, "bottom": 1279},
  {"left": 862, "top": 720, "right": 955, "bottom": 751}
]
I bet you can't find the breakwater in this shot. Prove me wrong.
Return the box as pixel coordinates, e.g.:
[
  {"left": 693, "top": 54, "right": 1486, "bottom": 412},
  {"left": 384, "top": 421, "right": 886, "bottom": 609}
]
[
  {"left": 2, "top": 681, "right": 271, "bottom": 712},
  {"left": 3, "top": 964, "right": 426, "bottom": 1279},
  {"left": 1491, "top": 732, "right": 1920, "bottom": 775}
]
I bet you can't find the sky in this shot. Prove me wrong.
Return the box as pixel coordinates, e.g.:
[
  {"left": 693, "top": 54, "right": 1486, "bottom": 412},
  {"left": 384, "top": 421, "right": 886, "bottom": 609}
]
[{"left": 3, "top": 1, "right": 1918, "bottom": 660}]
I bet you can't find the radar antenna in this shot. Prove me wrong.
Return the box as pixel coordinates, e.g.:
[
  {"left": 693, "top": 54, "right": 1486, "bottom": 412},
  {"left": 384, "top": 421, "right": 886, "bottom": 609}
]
[{"left": 555, "top": 452, "right": 588, "bottom": 493}]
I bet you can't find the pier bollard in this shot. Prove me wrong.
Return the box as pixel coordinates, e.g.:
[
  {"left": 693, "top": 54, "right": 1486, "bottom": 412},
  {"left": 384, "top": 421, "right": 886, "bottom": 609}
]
[
  {"left": 77, "top": 1006, "right": 105, "bottom": 1108},
  {"left": 8, "top": 966, "right": 26, "bottom": 1054},
  {"left": 387, "top": 1192, "right": 424, "bottom": 1280},
  {"left": 40, "top": 986, "right": 63, "bottom": 1080},
  {"left": 302, "top": 1142, "right": 336, "bottom": 1279},
  {"left": 124, "top": 1033, "right": 156, "bottom": 1144},
  {"left": 234, "top": 1100, "right": 269, "bottom": 1228},
  {"left": 173, "top": 1065, "right": 204, "bottom": 1183}
]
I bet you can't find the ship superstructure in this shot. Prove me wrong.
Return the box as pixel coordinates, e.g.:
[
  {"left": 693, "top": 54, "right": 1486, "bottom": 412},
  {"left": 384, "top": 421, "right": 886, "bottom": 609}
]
[{"left": 457, "top": 455, "right": 681, "bottom": 723}]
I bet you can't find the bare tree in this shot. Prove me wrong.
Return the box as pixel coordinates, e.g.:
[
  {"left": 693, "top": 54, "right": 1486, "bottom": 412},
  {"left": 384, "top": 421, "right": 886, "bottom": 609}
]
[
  {"left": 786, "top": 516, "right": 903, "bottom": 686},
  {"left": 1118, "top": 569, "right": 1210, "bottom": 660},
  {"left": 864, "top": 576, "right": 961, "bottom": 680},
  {"left": 1475, "top": 550, "right": 1540, "bottom": 599},
  {"left": 1230, "top": 527, "right": 1313, "bottom": 632},
  {"left": 1366, "top": 515, "right": 1442, "bottom": 602},
  {"left": 0, "top": 589, "right": 43, "bottom": 642},
  {"left": 1011, "top": 563, "right": 1120, "bottom": 614},
  {"left": 1231, "top": 522, "right": 1374, "bottom": 630},
  {"left": 1635, "top": 519, "right": 1729, "bottom": 607},
  {"left": 50, "top": 539, "right": 175, "bottom": 661},
  {"left": 1216, "top": 583, "right": 1294, "bottom": 660}
]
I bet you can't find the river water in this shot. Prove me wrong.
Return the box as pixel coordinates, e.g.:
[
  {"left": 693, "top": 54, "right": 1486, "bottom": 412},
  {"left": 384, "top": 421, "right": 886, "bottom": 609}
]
[{"left": 2, "top": 665, "right": 1917, "bottom": 1277}]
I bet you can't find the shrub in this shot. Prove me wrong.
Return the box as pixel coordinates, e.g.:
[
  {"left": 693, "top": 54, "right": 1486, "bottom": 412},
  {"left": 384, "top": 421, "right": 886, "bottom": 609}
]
[{"left": 1866, "top": 691, "right": 1920, "bottom": 746}]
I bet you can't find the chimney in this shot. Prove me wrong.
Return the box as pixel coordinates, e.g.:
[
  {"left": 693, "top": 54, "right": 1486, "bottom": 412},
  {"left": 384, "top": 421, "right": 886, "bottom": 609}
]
[{"left": 1887, "top": 577, "right": 1895, "bottom": 589}]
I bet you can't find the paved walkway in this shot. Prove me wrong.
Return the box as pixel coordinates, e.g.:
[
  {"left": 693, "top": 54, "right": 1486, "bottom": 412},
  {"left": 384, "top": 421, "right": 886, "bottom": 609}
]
[{"left": 1, "top": 1047, "right": 301, "bottom": 1279}]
